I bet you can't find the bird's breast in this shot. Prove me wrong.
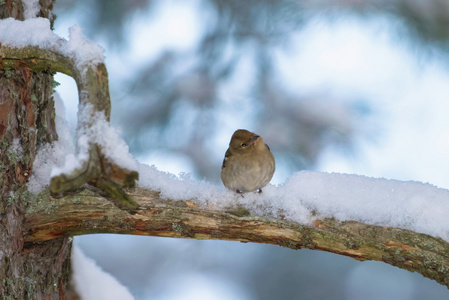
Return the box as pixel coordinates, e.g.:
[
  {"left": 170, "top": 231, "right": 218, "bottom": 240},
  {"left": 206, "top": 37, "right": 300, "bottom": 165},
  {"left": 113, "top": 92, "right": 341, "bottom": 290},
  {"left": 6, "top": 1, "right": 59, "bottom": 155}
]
[{"left": 220, "top": 149, "right": 275, "bottom": 192}]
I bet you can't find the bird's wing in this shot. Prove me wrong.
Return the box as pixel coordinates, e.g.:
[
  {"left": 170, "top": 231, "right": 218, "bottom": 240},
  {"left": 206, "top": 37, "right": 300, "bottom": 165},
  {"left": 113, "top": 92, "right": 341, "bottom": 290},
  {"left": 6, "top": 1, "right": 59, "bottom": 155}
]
[{"left": 221, "top": 148, "right": 232, "bottom": 169}]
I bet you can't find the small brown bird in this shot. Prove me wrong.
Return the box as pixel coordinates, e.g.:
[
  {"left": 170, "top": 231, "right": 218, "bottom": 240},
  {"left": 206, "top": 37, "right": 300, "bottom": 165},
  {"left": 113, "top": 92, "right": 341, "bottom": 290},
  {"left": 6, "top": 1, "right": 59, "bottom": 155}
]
[{"left": 221, "top": 129, "right": 275, "bottom": 193}]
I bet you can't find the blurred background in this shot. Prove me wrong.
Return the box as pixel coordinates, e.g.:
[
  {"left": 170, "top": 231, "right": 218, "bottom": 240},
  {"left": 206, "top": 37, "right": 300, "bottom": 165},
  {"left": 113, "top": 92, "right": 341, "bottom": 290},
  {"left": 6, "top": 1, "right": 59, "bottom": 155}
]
[{"left": 53, "top": 0, "right": 449, "bottom": 299}]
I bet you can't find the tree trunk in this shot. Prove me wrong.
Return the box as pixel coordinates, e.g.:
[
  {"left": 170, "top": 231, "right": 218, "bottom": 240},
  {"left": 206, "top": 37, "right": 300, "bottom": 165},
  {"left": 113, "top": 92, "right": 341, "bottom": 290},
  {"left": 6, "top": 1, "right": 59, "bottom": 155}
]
[{"left": 0, "top": 1, "right": 72, "bottom": 299}]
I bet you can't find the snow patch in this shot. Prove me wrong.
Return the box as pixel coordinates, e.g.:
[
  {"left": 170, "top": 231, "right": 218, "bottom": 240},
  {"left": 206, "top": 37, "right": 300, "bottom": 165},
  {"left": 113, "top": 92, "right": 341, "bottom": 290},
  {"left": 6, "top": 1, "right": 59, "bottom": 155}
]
[
  {"left": 0, "top": 18, "right": 61, "bottom": 49},
  {"left": 137, "top": 168, "right": 449, "bottom": 242},
  {"left": 51, "top": 103, "right": 137, "bottom": 177},
  {"left": 22, "top": 0, "right": 41, "bottom": 19},
  {"left": 29, "top": 98, "right": 136, "bottom": 191},
  {"left": 72, "top": 246, "right": 134, "bottom": 300},
  {"left": 27, "top": 94, "right": 75, "bottom": 193},
  {"left": 0, "top": 18, "right": 104, "bottom": 73},
  {"left": 9, "top": 138, "right": 23, "bottom": 161},
  {"left": 65, "top": 25, "right": 105, "bottom": 72},
  {"left": 280, "top": 171, "right": 449, "bottom": 241}
]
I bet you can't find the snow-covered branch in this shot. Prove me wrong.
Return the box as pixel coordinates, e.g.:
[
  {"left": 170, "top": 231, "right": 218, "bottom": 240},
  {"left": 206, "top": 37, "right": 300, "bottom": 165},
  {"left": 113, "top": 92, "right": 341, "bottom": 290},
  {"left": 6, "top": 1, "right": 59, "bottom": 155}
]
[{"left": 24, "top": 186, "right": 449, "bottom": 288}]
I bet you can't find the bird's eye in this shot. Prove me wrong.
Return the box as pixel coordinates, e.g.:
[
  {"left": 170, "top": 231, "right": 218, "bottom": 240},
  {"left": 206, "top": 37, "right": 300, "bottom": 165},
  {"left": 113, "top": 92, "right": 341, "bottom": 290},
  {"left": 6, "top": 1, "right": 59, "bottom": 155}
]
[{"left": 241, "top": 143, "right": 247, "bottom": 147}]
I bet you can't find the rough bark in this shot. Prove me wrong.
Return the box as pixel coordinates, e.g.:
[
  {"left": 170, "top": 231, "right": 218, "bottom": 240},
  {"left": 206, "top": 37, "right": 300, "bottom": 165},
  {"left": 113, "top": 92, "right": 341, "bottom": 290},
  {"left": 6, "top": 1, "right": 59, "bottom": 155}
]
[
  {"left": 0, "top": 1, "right": 73, "bottom": 299},
  {"left": 0, "top": 57, "right": 72, "bottom": 299},
  {"left": 23, "top": 186, "right": 449, "bottom": 289}
]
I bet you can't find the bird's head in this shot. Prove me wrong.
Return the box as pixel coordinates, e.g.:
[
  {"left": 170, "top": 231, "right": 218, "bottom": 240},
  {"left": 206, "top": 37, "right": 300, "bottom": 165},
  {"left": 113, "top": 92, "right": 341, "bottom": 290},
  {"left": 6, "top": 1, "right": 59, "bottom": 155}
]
[{"left": 229, "top": 129, "right": 263, "bottom": 154}]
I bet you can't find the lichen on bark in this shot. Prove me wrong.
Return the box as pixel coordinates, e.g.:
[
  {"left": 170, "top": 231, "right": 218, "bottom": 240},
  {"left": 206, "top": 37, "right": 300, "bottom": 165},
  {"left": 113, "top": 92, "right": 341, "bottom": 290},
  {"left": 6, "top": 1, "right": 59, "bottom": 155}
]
[
  {"left": 0, "top": 2, "right": 74, "bottom": 298},
  {"left": 0, "top": 66, "right": 73, "bottom": 298}
]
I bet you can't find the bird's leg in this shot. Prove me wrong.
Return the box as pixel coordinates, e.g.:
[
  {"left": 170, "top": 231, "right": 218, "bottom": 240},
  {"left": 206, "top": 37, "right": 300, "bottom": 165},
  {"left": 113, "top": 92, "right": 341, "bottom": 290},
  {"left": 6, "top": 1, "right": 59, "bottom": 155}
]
[
  {"left": 236, "top": 189, "right": 244, "bottom": 197},
  {"left": 258, "top": 189, "right": 263, "bottom": 194}
]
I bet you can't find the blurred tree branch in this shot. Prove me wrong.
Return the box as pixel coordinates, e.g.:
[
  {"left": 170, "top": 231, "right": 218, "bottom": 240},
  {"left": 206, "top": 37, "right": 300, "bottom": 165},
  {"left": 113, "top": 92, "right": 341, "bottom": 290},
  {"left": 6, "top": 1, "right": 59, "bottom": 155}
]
[{"left": 25, "top": 186, "right": 449, "bottom": 288}]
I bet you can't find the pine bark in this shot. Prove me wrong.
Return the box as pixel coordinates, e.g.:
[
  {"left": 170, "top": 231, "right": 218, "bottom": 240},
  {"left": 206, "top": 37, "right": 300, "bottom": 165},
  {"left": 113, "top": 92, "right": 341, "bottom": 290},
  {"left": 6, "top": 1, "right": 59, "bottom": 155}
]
[{"left": 0, "top": 1, "right": 72, "bottom": 299}]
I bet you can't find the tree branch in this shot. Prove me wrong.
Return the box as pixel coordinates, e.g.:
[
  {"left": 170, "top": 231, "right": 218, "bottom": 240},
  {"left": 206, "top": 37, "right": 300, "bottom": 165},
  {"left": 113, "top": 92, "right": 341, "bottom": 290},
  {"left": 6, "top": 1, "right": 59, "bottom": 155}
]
[{"left": 24, "top": 186, "right": 449, "bottom": 288}]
